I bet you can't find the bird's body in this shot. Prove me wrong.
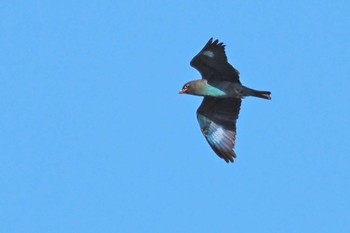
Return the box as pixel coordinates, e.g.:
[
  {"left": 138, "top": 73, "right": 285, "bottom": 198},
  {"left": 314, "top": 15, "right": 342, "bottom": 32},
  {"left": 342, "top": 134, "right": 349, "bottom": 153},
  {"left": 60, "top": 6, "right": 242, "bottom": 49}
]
[
  {"left": 181, "top": 79, "right": 271, "bottom": 99},
  {"left": 179, "top": 38, "right": 271, "bottom": 163}
]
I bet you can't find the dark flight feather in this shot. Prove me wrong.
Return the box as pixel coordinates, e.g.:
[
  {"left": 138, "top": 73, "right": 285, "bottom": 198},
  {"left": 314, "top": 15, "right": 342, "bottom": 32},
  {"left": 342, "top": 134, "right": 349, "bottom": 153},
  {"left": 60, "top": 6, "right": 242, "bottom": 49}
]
[
  {"left": 190, "top": 38, "right": 241, "bottom": 84},
  {"left": 197, "top": 97, "right": 241, "bottom": 163}
]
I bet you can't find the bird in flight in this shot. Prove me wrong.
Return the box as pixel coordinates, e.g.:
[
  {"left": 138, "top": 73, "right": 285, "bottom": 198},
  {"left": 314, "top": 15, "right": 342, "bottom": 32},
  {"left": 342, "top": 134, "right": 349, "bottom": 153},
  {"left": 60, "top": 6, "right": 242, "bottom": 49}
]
[{"left": 179, "top": 38, "right": 271, "bottom": 163}]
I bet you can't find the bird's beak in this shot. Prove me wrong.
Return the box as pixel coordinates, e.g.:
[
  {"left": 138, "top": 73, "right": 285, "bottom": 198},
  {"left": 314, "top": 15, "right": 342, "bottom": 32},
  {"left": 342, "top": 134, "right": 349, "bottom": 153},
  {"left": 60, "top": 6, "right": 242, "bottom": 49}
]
[{"left": 179, "top": 89, "right": 185, "bottom": 94}]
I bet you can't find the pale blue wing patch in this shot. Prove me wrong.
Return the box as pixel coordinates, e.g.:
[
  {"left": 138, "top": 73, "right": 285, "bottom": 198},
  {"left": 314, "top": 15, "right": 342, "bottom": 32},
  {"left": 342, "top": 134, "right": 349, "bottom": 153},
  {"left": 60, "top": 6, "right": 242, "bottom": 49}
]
[
  {"left": 197, "top": 114, "right": 236, "bottom": 163},
  {"left": 202, "top": 50, "right": 215, "bottom": 58}
]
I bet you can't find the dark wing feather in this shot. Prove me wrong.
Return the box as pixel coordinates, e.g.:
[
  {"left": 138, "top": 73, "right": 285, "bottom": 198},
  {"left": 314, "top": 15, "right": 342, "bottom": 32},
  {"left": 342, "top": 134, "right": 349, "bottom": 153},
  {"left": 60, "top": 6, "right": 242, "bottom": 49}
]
[
  {"left": 196, "top": 97, "right": 241, "bottom": 163},
  {"left": 190, "top": 38, "right": 241, "bottom": 84}
]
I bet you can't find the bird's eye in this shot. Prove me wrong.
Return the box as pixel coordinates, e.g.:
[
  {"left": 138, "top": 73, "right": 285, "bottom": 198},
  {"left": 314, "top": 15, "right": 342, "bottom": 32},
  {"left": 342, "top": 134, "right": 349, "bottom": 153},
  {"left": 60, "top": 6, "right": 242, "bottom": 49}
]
[{"left": 184, "top": 84, "right": 189, "bottom": 89}]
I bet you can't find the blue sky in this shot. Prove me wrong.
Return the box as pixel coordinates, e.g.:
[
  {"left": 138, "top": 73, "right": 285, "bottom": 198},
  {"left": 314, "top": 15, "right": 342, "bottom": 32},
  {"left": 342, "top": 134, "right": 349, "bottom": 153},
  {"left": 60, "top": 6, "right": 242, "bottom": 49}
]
[{"left": 1, "top": 1, "right": 350, "bottom": 232}]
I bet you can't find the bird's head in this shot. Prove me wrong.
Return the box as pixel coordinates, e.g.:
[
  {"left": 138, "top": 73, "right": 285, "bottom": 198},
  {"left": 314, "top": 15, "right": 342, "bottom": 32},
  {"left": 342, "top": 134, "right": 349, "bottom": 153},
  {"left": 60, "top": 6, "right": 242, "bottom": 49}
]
[
  {"left": 179, "top": 82, "right": 190, "bottom": 94},
  {"left": 179, "top": 81, "right": 198, "bottom": 95}
]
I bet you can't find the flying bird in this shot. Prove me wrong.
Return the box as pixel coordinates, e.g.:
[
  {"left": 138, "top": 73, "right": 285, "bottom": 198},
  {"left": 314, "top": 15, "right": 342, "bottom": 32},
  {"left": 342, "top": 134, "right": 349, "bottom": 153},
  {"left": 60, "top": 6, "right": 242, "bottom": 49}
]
[{"left": 179, "top": 38, "right": 271, "bottom": 163}]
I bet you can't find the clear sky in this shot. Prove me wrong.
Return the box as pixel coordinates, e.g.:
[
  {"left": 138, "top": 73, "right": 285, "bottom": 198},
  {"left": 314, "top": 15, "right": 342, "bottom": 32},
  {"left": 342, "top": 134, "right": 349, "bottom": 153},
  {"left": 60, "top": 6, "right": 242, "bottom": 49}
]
[{"left": 1, "top": 1, "right": 350, "bottom": 232}]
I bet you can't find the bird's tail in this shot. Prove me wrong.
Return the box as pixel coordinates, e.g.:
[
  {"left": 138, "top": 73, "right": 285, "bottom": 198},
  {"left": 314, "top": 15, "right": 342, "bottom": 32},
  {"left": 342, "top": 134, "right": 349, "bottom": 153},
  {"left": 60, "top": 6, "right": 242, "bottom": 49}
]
[{"left": 251, "top": 89, "right": 271, "bottom": 100}]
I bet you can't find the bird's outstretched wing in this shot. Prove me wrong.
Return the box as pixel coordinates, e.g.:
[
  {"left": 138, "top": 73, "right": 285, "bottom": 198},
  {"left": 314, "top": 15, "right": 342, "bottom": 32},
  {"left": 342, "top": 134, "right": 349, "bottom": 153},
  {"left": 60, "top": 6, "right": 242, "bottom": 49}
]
[
  {"left": 190, "top": 38, "right": 241, "bottom": 84},
  {"left": 196, "top": 97, "right": 241, "bottom": 163}
]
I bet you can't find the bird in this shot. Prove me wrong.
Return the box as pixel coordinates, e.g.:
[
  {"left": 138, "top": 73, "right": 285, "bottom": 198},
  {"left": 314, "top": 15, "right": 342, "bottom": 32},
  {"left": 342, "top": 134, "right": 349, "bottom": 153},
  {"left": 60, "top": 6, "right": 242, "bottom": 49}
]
[{"left": 179, "top": 38, "right": 271, "bottom": 163}]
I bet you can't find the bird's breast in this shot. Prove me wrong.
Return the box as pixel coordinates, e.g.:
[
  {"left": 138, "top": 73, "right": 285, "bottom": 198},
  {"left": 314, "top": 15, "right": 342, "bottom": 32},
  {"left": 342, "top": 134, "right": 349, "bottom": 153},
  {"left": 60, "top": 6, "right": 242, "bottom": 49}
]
[
  {"left": 206, "top": 81, "right": 246, "bottom": 98},
  {"left": 203, "top": 83, "right": 227, "bottom": 97}
]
